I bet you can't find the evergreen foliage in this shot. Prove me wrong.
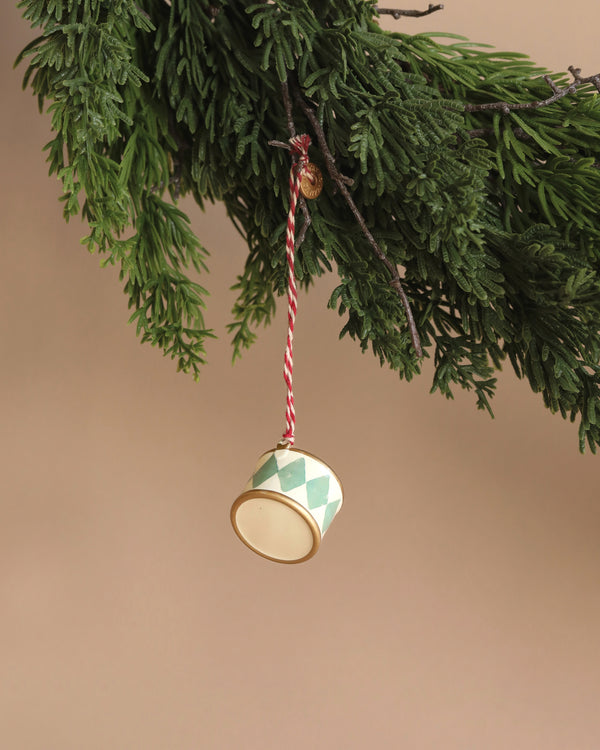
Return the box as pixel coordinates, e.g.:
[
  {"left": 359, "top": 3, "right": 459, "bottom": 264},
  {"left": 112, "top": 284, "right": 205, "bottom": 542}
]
[{"left": 15, "top": 0, "right": 600, "bottom": 451}]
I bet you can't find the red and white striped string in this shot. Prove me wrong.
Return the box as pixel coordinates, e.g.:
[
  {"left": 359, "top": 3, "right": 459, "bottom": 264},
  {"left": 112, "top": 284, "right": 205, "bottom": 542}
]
[{"left": 281, "top": 134, "right": 311, "bottom": 447}]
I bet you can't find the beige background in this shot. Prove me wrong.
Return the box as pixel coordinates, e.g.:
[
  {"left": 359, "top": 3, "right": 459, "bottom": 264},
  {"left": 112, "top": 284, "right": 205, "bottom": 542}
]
[{"left": 2, "top": 3, "right": 600, "bottom": 749}]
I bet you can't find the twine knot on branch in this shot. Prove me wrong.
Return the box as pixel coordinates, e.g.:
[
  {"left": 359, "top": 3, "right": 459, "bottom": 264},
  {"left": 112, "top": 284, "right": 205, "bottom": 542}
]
[{"left": 289, "top": 133, "right": 312, "bottom": 180}]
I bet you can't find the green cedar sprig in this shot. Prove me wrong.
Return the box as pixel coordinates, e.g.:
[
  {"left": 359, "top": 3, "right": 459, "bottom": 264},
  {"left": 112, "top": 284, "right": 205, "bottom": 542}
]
[
  {"left": 16, "top": 0, "right": 213, "bottom": 377},
  {"left": 15, "top": 0, "right": 600, "bottom": 451}
]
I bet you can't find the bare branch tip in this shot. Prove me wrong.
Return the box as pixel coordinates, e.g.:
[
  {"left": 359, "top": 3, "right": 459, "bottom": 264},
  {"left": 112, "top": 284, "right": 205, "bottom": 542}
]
[
  {"left": 376, "top": 3, "right": 444, "bottom": 19},
  {"left": 466, "top": 64, "right": 600, "bottom": 114}
]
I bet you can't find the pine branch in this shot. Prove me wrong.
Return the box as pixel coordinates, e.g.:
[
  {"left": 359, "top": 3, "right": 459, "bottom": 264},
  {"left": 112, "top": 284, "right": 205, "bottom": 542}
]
[
  {"left": 376, "top": 4, "right": 444, "bottom": 18},
  {"left": 16, "top": 0, "right": 600, "bottom": 450},
  {"left": 465, "top": 66, "right": 600, "bottom": 114},
  {"left": 291, "top": 83, "right": 423, "bottom": 359}
]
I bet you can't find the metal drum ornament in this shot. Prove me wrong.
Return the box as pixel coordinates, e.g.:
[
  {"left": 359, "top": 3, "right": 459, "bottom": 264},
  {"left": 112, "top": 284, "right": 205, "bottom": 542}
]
[
  {"left": 230, "top": 135, "right": 342, "bottom": 563},
  {"left": 231, "top": 445, "right": 343, "bottom": 563}
]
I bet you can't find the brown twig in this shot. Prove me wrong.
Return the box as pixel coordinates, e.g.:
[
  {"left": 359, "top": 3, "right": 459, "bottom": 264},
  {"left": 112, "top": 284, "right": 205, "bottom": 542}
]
[
  {"left": 149, "top": 172, "right": 181, "bottom": 198},
  {"left": 376, "top": 4, "right": 444, "bottom": 19},
  {"left": 269, "top": 85, "right": 313, "bottom": 249},
  {"left": 465, "top": 66, "right": 600, "bottom": 114},
  {"left": 466, "top": 127, "right": 530, "bottom": 140},
  {"left": 281, "top": 79, "right": 312, "bottom": 249},
  {"left": 281, "top": 79, "right": 296, "bottom": 139},
  {"left": 568, "top": 65, "right": 600, "bottom": 92},
  {"left": 291, "top": 84, "right": 423, "bottom": 358},
  {"left": 294, "top": 203, "right": 311, "bottom": 250},
  {"left": 134, "top": 3, "right": 151, "bottom": 21}
]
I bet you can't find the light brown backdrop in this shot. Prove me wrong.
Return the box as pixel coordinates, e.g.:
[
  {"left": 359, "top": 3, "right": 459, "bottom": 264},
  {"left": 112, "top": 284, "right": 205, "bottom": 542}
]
[{"left": 1, "top": 3, "right": 599, "bottom": 749}]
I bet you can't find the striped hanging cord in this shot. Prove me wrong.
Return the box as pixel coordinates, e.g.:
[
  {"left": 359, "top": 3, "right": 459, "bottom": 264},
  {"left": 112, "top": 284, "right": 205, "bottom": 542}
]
[{"left": 281, "top": 134, "right": 312, "bottom": 447}]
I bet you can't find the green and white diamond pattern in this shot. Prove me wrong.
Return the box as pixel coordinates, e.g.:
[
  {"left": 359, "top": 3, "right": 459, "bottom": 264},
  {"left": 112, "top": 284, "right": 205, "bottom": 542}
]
[{"left": 246, "top": 449, "right": 343, "bottom": 536}]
